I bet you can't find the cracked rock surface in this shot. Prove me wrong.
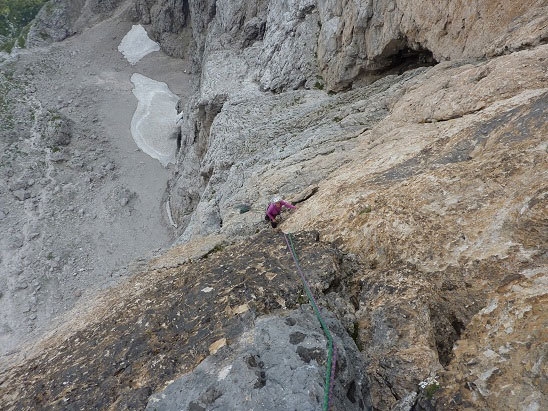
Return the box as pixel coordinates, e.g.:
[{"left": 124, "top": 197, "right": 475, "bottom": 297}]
[{"left": 0, "top": 1, "right": 547, "bottom": 410}]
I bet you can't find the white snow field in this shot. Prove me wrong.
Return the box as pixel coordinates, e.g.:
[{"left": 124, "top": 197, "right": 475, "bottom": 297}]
[
  {"left": 130, "top": 73, "right": 180, "bottom": 167},
  {"left": 118, "top": 24, "right": 160, "bottom": 65},
  {"left": 119, "top": 25, "right": 180, "bottom": 167}
]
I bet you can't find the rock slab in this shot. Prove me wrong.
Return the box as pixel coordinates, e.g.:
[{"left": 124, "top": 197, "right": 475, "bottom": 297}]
[{"left": 147, "top": 307, "right": 371, "bottom": 411}]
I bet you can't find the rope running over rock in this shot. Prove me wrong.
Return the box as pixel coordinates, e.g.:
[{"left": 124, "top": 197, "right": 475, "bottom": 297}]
[{"left": 283, "top": 232, "right": 337, "bottom": 411}]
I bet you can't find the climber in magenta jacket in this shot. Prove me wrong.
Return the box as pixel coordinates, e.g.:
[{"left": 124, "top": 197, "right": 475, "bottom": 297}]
[{"left": 265, "top": 197, "right": 296, "bottom": 228}]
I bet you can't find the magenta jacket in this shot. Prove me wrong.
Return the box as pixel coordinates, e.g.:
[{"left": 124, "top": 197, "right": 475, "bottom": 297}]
[{"left": 266, "top": 200, "right": 295, "bottom": 221}]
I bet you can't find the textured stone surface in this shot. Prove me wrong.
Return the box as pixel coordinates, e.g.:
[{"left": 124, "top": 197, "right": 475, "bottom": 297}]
[
  {"left": 27, "top": 0, "right": 128, "bottom": 47},
  {"left": 1, "top": 1, "right": 547, "bottom": 410},
  {"left": 27, "top": 0, "right": 82, "bottom": 46},
  {"left": 146, "top": 308, "right": 371, "bottom": 411},
  {"left": 135, "top": 0, "right": 548, "bottom": 91},
  {"left": 418, "top": 271, "right": 548, "bottom": 410},
  {"left": 316, "top": 0, "right": 548, "bottom": 90},
  {"left": 170, "top": 67, "right": 418, "bottom": 241},
  {"left": 281, "top": 48, "right": 548, "bottom": 409},
  {"left": 0, "top": 231, "right": 366, "bottom": 410},
  {"left": 168, "top": 43, "right": 547, "bottom": 411}
]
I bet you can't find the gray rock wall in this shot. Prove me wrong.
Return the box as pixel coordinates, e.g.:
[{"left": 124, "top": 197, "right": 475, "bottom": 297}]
[
  {"left": 155, "top": 0, "right": 548, "bottom": 242},
  {"left": 27, "top": 0, "right": 128, "bottom": 47},
  {"left": 27, "top": 0, "right": 85, "bottom": 46},
  {"left": 137, "top": 0, "right": 548, "bottom": 91},
  {"left": 7, "top": 1, "right": 546, "bottom": 410},
  {"left": 170, "top": 72, "right": 403, "bottom": 242},
  {"left": 27, "top": 0, "right": 548, "bottom": 90}
]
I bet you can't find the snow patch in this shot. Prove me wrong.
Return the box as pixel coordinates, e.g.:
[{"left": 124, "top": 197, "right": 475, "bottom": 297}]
[
  {"left": 118, "top": 25, "right": 160, "bottom": 65},
  {"left": 130, "top": 73, "right": 179, "bottom": 167},
  {"left": 166, "top": 199, "right": 178, "bottom": 228}
]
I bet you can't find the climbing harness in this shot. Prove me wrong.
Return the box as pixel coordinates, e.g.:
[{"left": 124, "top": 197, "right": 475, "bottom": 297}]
[{"left": 283, "top": 232, "right": 337, "bottom": 411}]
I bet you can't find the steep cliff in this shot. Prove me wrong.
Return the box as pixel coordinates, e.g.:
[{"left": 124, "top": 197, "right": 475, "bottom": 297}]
[
  {"left": 0, "top": 0, "right": 547, "bottom": 410},
  {"left": 134, "top": 0, "right": 548, "bottom": 91}
]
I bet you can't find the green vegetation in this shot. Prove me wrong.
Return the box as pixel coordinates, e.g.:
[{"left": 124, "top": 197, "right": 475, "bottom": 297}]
[
  {"left": 48, "top": 110, "right": 62, "bottom": 121},
  {"left": 359, "top": 205, "right": 372, "bottom": 214},
  {"left": 203, "top": 243, "right": 226, "bottom": 258},
  {"left": 0, "top": 37, "right": 14, "bottom": 52},
  {"left": 0, "top": 0, "right": 46, "bottom": 36},
  {"left": 297, "top": 293, "right": 308, "bottom": 305},
  {"left": 0, "top": 0, "right": 47, "bottom": 51},
  {"left": 419, "top": 376, "right": 440, "bottom": 399},
  {"left": 423, "top": 381, "right": 440, "bottom": 399}
]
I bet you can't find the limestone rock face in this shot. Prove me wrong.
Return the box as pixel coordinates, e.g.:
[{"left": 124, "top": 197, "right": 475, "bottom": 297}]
[
  {"left": 146, "top": 308, "right": 371, "bottom": 411},
  {"left": 282, "top": 47, "right": 548, "bottom": 409},
  {"left": 134, "top": 0, "right": 191, "bottom": 57},
  {"left": 0, "top": 231, "right": 372, "bottom": 410},
  {"left": 167, "top": 43, "right": 548, "bottom": 411},
  {"left": 170, "top": 76, "right": 396, "bottom": 241},
  {"left": 137, "top": 0, "right": 548, "bottom": 91},
  {"left": 316, "top": 0, "right": 548, "bottom": 90},
  {"left": 255, "top": 0, "right": 320, "bottom": 91},
  {"left": 27, "top": 0, "right": 84, "bottom": 46},
  {"left": 27, "top": 0, "right": 127, "bottom": 47},
  {"left": 159, "top": 4, "right": 548, "bottom": 403},
  {"left": 1, "top": 1, "right": 547, "bottom": 410},
  {"left": 163, "top": 0, "right": 548, "bottom": 243},
  {"left": 419, "top": 272, "right": 547, "bottom": 410}
]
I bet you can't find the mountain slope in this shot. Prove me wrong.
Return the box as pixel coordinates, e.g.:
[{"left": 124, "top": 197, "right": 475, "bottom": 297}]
[{"left": 0, "top": 0, "right": 546, "bottom": 410}]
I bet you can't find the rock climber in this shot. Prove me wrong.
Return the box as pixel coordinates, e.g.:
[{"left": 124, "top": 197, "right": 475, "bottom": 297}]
[{"left": 265, "top": 197, "right": 296, "bottom": 228}]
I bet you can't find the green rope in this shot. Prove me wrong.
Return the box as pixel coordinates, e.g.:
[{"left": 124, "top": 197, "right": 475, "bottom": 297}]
[{"left": 284, "top": 232, "right": 335, "bottom": 411}]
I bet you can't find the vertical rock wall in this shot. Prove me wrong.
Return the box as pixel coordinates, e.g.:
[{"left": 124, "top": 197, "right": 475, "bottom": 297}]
[
  {"left": 140, "top": 0, "right": 548, "bottom": 239},
  {"left": 135, "top": 0, "right": 548, "bottom": 90}
]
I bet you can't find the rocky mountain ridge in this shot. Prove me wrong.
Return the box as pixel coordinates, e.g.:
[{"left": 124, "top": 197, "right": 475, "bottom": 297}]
[{"left": 1, "top": 0, "right": 547, "bottom": 410}]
